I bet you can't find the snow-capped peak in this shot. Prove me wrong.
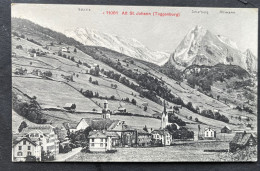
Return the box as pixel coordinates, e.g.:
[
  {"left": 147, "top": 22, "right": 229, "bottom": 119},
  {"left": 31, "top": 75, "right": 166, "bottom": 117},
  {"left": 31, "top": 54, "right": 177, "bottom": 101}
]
[
  {"left": 217, "top": 35, "right": 238, "bottom": 50},
  {"left": 64, "top": 27, "right": 170, "bottom": 66}
]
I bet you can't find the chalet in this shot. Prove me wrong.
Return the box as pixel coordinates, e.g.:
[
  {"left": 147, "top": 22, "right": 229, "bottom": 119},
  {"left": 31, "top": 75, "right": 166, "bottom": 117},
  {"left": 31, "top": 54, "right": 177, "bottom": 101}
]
[
  {"left": 63, "top": 103, "right": 76, "bottom": 111},
  {"left": 151, "top": 129, "right": 172, "bottom": 146},
  {"left": 229, "top": 132, "right": 257, "bottom": 152},
  {"left": 204, "top": 128, "right": 216, "bottom": 140},
  {"left": 12, "top": 137, "right": 41, "bottom": 162},
  {"left": 88, "top": 131, "right": 113, "bottom": 152},
  {"left": 221, "top": 126, "right": 232, "bottom": 133},
  {"left": 21, "top": 125, "right": 59, "bottom": 158}
]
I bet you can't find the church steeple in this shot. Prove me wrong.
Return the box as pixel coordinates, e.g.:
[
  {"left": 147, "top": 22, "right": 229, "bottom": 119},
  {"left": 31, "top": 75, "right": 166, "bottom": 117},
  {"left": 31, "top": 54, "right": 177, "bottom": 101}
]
[{"left": 161, "top": 100, "right": 168, "bottom": 129}]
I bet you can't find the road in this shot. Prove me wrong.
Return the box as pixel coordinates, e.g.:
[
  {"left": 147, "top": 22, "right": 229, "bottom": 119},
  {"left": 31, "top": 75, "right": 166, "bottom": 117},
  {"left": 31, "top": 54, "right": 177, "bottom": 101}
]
[{"left": 55, "top": 147, "right": 82, "bottom": 162}]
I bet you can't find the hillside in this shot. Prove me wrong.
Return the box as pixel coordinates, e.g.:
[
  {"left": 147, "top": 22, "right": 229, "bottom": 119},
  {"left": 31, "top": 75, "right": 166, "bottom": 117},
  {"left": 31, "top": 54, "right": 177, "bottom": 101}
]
[{"left": 12, "top": 18, "right": 257, "bottom": 134}]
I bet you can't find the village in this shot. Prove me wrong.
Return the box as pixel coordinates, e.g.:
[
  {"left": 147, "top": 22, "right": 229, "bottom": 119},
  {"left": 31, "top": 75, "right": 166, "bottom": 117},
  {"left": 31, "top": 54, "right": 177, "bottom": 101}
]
[
  {"left": 12, "top": 99, "right": 257, "bottom": 162},
  {"left": 11, "top": 16, "right": 258, "bottom": 162}
]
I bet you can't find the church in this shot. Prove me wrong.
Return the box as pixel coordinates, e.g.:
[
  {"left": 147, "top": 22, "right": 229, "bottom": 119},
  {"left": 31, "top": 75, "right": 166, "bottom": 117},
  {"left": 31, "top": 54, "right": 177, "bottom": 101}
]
[{"left": 161, "top": 100, "right": 170, "bottom": 129}]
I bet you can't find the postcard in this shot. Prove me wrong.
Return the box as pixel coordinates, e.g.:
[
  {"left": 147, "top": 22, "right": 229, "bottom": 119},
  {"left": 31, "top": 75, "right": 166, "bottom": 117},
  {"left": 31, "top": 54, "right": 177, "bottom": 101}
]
[{"left": 11, "top": 4, "right": 258, "bottom": 162}]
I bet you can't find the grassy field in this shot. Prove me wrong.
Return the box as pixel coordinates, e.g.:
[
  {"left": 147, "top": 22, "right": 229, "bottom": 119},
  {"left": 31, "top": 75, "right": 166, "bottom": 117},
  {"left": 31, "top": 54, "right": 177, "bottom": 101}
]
[{"left": 66, "top": 141, "right": 230, "bottom": 162}]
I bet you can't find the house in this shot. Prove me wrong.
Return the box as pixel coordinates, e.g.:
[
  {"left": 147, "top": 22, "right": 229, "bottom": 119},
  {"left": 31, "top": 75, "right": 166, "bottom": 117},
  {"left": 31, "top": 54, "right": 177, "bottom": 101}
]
[
  {"left": 151, "top": 129, "right": 172, "bottom": 146},
  {"left": 88, "top": 131, "right": 113, "bottom": 152},
  {"left": 117, "top": 107, "right": 126, "bottom": 113},
  {"left": 15, "top": 67, "right": 27, "bottom": 75},
  {"left": 105, "top": 131, "right": 120, "bottom": 147},
  {"left": 63, "top": 103, "right": 76, "bottom": 111},
  {"left": 21, "top": 125, "right": 60, "bottom": 157},
  {"left": 31, "top": 69, "right": 42, "bottom": 76},
  {"left": 12, "top": 137, "right": 41, "bottom": 162},
  {"left": 221, "top": 126, "right": 232, "bottom": 133},
  {"left": 61, "top": 47, "right": 68, "bottom": 52},
  {"left": 63, "top": 118, "right": 92, "bottom": 133},
  {"left": 204, "top": 128, "right": 216, "bottom": 140},
  {"left": 136, "top": 129, "right": 152, "bottom": 147},
  {"left": 30, "top": 53, "right": 37, "bottom": 57},
  {"left": 229, "top": 132, "right": 257, "bottom": 152}
]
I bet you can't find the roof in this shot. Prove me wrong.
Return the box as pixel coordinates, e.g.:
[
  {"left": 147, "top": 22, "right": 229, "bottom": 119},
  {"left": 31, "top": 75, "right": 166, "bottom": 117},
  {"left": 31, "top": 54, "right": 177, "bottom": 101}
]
[
  {"left": 88, "top": 131, "right": 108, "bottom": 138},
  {"left": 106, "top": 131, "right": 120, "bottom": 138},
  {"left": 204, "top": 128, "right": 215, "bottom": 132},
  {"left": 230, "top": 132, "right": 255, "bottom": 146},
  {"left": 64, "top": 103, "right": 75, "bottom": 108},
  {"left": 137, "top": 129, "right": 151, "bottom": 135},
  {"left": 107, "top": 120, "right": 121, "bottom": 130},
  {"left": 21, "top": 125, "right": 55, "bottom": 135},
  {"left": 63, "top": 122, "right": 78, "bottom": 130},
  {"left": 222, "top": 126, "right": 231, "bottom": 130},
  {"left": 151, "top": 129, "right": 170, "bottom": 135},
  {"left": 13, "top": 137, "right": 37, "bottom": 147}
]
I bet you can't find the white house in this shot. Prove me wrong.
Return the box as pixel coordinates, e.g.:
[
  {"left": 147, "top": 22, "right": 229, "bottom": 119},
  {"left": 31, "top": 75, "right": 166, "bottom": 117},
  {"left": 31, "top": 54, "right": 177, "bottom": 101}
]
[
  {"left": 12, "top": 137, "right": 42, "bottom": 162},
  {"left": 21, "top": 125, "right": 60, "bottom": 157},
  {"left": 88, "top": 131, "right": 112, "bottom": 152},
  {"left": 61, "top": 47, "right": 68, "bottom": 52},
  {"left": 204, "top": 128, "right": 216, "bottom": 140}
]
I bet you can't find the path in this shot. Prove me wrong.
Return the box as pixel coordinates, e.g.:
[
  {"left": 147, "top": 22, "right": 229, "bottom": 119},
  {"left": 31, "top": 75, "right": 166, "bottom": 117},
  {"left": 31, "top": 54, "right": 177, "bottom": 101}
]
[{"left": 55, "top": 147, "right": 82, "bottom": 162}]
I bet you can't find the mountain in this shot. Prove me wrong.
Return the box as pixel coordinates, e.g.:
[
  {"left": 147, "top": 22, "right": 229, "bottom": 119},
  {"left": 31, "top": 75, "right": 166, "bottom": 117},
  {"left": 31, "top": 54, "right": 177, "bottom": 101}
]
[
  {"left": 168, "top": 25, "right": 257, "bottom": 73},
  {"left": 64, "top": 28, "right": 170, "bottom": 66}
]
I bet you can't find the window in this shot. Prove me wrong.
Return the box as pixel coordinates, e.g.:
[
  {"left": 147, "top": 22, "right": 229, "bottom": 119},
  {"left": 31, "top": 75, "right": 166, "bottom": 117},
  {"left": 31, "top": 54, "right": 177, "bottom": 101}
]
[
  {"left": 35, "top": 133, "right": 39, "bottom": 137},
  {"left": 100, "top": 143, "right": 103, "bottom": 147},
  {"left": 18, "top": 146, "right": 22, "bottom": 150},
  {"left": 23, "top": 140, "right": 26, "bottom": 145},
  {"left": 17, "top": 152, "right": 23, "bottom": 156},
  {"left": 91, "top": 143, "right": 94, "bottom": 147},
  {"left": 101, "top": 138, "right": 103, "bottom": 142},
  {"left": 30, "top": 134, "right": 34, "bottom": 137},
  {"left": 92, "top": 138, "right": 94, "bottom": 142},
  {"left": 27, "top": 152, "right": 32, "bottom": 156},
  {"left": 211, "top": 132, "right": 213, "bottom": 137},
  {"left": 206, "top": 132, "right": 208, "bottom": 137},
  {"left": 28, "top": 146, "right": 31, "bottom": 150}
]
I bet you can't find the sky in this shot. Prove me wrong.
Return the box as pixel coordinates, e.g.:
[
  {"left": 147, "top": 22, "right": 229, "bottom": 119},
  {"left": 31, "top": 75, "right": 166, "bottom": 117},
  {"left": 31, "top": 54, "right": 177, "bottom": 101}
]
[{"left": 12, "top": 4, "right": 258, "bottom": 55}]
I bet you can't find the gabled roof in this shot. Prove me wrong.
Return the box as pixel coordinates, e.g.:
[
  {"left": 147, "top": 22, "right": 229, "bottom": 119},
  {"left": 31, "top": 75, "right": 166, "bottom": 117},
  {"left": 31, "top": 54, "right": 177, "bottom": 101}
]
[
  {"left": 230, "top": 132, "right": 255, "bottom": 146},
  {"left": 88, "top": 131, "right": 108, "bottom": 138},
  {"left": 21, "top": 125, "right": 55, "bottom": 135},
  {"left": 107, "top": 120, "right": 121, "bottom": 131},
  {"left": 13, "top": 137, "right": 37, "bottom": 147},
  {"left": 151, "top": 129, "right": 170, "bottom": 135},
  {"left": 222, "top": 126, "right": 231, "bottom": 130},
  {"left": 137, "top": 129, "right": 151, "bottom": 135},
  {"left": 204, "top": 128, "right": 215, "bottom": 132}
]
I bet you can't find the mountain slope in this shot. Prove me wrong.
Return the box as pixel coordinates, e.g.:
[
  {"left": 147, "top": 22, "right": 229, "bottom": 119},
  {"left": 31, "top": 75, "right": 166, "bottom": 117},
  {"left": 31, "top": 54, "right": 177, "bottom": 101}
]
[
  {"left": 64, "top": 28, "right": 170, "bottom": 66},
  {"left": 168, "top": 25, "right": 257, "bottom": 73}
]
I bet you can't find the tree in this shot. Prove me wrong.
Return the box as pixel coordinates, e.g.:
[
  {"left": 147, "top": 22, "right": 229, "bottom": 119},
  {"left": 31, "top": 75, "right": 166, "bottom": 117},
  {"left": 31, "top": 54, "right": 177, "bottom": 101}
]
[
  {"left": 18, "top": 121, "right": 27, "bottom": 132},
  {"left": 195, "top": 118, "right": 199, "bottom": 122},
  {"left": 144, "top": 106, "right": 147, "bottom": 111},
  {"left": 89, "top": 77, "right": 92, "bottom": 83},
  {"left": 189, "top": 116, "right": 192, "bottom": 120},
  {"left": 131, "top": 99, "right": 137, "bottom": 105},
  {"left": 143, "top": 125, "right": 148, "bottom": 132},
  {"left": 74, "top": 48, "right": 77, "bottom": 53},
  {"left": 217, "top": 95, "right": 220, "bottom": 101}
]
